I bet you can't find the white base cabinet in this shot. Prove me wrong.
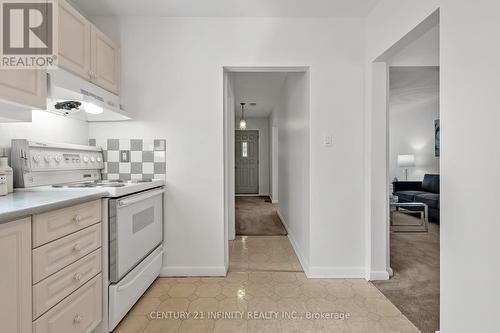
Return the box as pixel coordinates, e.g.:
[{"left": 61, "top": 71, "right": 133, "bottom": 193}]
[
  {"left": 0, "top": 199, "right": 103, "bottom": 333},
  {"left": 0, "top": 217, "right": 32, "bottom": 333}
]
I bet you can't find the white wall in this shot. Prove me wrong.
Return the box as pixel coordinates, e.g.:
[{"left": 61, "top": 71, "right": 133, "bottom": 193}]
[
  {"left": 0, "top": 111, "right": 89, "bottom": 152},
  {"left": 388, "top": 25, "right": 439, "bottom": 66},
  {"left": 366, "top": 1, "right": 500, "bottom": 331},
  {"left": 275, "top": 72, "right": 311, "bottom": 269},
  {"left": 235, "top": 117, "right": 270, "bottom": 196},
  {"left": 88, "top": 17, "right": 366, "bottom": 277},
  {"left": 389, "top": 68, "right": 439, "bottom": 181}
]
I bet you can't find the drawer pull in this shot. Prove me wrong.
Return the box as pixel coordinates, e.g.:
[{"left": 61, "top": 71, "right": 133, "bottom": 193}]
[
  {"left": 73, "top": 215, "right": 82, "bottom": 224},
  {"left": 73, "top": 273, "right": 82, "bottom": 281},
  {"left": 73, "top": 244, "right": 82, "bottom": 252},
  {"left": 74, "top": 313, "right": 83, "bottom": 324}
]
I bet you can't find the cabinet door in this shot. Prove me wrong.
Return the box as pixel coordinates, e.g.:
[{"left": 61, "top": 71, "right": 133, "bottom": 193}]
[
  {"left": 91, "top": 25, "right": 120, "bottom": 94},
  {"left": 0, "top": 69, "right": 47, "bottom": 109},
  {"left": 58, "top": 0, "right": 91, "bottom": 80},
  {"left": 0, "top": 217, "right": 32, "bottom": 333}
]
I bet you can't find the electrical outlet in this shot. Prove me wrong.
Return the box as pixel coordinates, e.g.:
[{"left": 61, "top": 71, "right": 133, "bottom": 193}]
[{"left": 119, "top": 150, "right": 130, "bottom": 162}]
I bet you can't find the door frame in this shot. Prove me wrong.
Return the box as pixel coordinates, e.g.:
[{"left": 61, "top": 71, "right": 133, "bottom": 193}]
[
  {"left": 366, "top": 10, "right": 440, "bottom": 280},
  {"left": 235, "top": 130, "right": 260, "bottom": 195},
  {"left": 223, "top": 66, "right": 309, "bottom": 273}
]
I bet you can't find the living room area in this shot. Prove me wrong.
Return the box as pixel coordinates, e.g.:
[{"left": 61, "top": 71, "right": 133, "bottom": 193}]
[{"left": 372, "top": 22, "right": 441, "bottom": 333}]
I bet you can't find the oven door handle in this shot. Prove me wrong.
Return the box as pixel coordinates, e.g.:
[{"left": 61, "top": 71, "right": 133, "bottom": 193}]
[{"left": 117, "top": 188, "right": 165, "bottom": 207}]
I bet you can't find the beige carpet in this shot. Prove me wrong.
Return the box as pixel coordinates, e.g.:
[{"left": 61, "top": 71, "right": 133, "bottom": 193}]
[
  {"left": 373, "top": 211, "right": 440, "bottom": 333},
  {"left": 235, "top": 196, "right": 287, "bottom": 236}
]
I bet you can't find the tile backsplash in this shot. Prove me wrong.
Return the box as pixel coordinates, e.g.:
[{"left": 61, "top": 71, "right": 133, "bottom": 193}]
[{"left": 90, "top": 138, "right": 166, "bottom": 181}]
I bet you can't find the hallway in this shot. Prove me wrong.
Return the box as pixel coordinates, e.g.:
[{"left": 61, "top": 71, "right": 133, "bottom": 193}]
[
  {"left": 229, "top": 236, "right": 302, "bottom": 272},
  {"left": 236, "top": 197, "right": 287, "bottom": 236}
]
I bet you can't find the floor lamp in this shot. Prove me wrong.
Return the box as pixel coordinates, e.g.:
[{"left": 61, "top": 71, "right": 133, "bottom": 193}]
[{"left": 397, "top": 154, "right": 416, "bottom": 181}]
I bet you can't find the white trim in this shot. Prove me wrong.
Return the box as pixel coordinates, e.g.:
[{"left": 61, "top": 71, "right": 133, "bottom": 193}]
[
  {"left": 160, "top": 266, "right": 226, "bottom": 277},
  {"left": 308, "top": 266, "right": 366, "bottom": 279},
  {"left": 278, "top": 209, "right": 366, "bottom": 279},
  {"left": 276, "top": 209, "right": 310, "bottom": 276},
  {"left": 224, "top": 66, "right": 309, "bottom": 73},
  {"left": 271, "top": 199, "right": 279, "bottom": 204},
  {"left": 235, "top": 194, "right": 270, "bottom": 197},
  {"left": 367, "top": 270, "right": 390, "bottom": 281}
]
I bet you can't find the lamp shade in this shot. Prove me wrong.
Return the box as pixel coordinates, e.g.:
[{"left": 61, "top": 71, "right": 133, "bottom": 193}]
[{"left": 397, "top": 154, "right": 416, "bottom": 168}]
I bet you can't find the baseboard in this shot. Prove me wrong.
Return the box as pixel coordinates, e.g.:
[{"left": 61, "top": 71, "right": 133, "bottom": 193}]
[
  {"left": 276, "top": 210, "right": 369, "bottom": 279},
  {"left": 271, "top": 199, "right": 279, "bottom": 204},
  {"left": 276, "top": 209, "right": 310, "bottom": 275},
  {"left": 235, "top": 194, "right": 270, "bottom": 197},
  {"left": 307, "top": 266, "right": 365, "bottom": 278},
  {"left": 367, "top": 270, "right": 390, "bottom": 281},
  {"left": 160, "top": 266, "right": 226, "bottom": 277}
]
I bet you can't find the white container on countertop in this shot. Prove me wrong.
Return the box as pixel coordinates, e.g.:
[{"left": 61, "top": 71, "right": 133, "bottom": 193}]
[
  {"left": 0, "top": 173, "right": 7, "bottom": 196},
  {"left": 0, "top": 156, "right": 13, "bottom": 193}
]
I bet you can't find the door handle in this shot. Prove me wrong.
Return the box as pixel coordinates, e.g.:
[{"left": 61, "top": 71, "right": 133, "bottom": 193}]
[{"left": 118, "top": 188, "right": 165, "bottom": 207}]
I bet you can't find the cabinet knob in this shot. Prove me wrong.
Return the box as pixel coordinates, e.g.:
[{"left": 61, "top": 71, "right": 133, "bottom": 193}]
[
  {"left": 73, "top": 273, "right": 82, "bottom": 281},
  {"left": 73, "top": 215, "right": 82, "bottom": 224},
  {"left": 74, "top": 314, "right": 83, "bottom": 324},
  {"left": 73, "top": 244, "right": 82, "bottom": 252}
]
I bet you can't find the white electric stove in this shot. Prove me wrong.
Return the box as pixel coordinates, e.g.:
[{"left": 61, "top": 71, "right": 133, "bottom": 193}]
[
  {"left": 11, "top": 139, "right": 165, "bottom": 332},
  {"left": 19, "top": 178, "right": 165, "bottom": 197}
]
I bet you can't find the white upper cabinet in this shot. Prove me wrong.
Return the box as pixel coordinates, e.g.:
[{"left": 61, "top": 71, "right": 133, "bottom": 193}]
[
  {"left": 57, "top": 0, "right": 92, "bottom": 80},
  {"left": 58, "top": 0, "right": 119, "bottom": 94},
  {"left": 91, "top": 26, "right": 120, "bottom": 94},
  {"left": 0, "top": 69, "right": 47, "bottom": 110}
]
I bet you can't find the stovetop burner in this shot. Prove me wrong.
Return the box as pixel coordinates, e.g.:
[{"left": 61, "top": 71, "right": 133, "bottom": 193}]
[{"left": 52, "top": 180, "right": 130, "bottom": 188}]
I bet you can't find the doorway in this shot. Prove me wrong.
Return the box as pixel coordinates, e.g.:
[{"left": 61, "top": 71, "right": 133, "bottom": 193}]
[
  {"left": 223, "top": 67, "right": 309, "bottom": 274},
  {"left": 368, "top": 9, "right": 440, "bottom": 333},
  {"left": 235, "top": 130, "right": 259, "bottom": 194}
]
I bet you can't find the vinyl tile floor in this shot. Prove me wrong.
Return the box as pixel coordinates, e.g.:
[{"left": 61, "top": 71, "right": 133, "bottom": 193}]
[{"left": 113, "top": 235, "right": 420, "bottom": 333}]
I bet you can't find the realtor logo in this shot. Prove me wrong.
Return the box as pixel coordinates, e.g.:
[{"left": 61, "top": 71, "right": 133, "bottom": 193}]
[{"left": 1, "top": 0, "right": 57, "bottom": 68}]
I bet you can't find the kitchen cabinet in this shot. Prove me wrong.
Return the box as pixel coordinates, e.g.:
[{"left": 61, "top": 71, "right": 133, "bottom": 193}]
[
  {"left": 58, "top": 0, "right": 119, "bottom": 94},
  {"left": 0, "top": 217, "right": 32, "bottom": 333},
  {"left": 57, "top": 0, "right": 92, "bottom": 80},
  {"left": 91, "top": 26, "right": 120, "bottom": 94},
  {"left": 0, "top": 199, "right": 103, "bottom": 333},
  {"left": 0, "top": 69, "right": 47, "bottom": 109}
]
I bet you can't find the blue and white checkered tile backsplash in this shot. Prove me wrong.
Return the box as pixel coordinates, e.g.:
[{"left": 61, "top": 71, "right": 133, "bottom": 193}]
[{"left": 89, "top": 138, "right": 166, "bottom": 181}]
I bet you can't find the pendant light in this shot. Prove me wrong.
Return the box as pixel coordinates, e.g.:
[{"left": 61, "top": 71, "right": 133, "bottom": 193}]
[{"left": 239, "top": 102, "right": 247, "bottom": 130}]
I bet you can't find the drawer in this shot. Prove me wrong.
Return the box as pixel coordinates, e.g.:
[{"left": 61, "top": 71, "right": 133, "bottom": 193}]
[
  {"left": 33, "top": 248, "right": 101, "bottom": 319},
  {"left": 33, "top": 274, "right": 102, "bottom": 333},
  {"left": 33, "top": 200, "right": 101, "bottom": 248},
  {"left": 33, "top": 224, "right": 101, "bottom": 284}
]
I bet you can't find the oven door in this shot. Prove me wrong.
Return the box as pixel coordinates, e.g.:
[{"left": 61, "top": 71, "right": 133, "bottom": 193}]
[{"left": 109, "top": 187, "right": 164, "bottom": 283}]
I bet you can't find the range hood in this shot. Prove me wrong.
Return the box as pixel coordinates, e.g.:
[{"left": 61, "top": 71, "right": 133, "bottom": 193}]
[{"left": 43, "top": 69, "right": 131, "bottom": 122}]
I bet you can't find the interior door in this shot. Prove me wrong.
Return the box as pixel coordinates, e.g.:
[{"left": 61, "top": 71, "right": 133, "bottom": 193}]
[{"left": 235, "top": 130, "right": 259, "bottom": 194}]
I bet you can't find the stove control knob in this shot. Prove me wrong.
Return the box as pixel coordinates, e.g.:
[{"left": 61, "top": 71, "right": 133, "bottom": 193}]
[
  {"left": 96, "top": 157, "right": 102, "bottom": 163},
  {"left": 44, "top": 155, "right": 51, "bottom": 163},
  {"left": 32, "top": 154, "right": 41, "bottom": 163},
  {"left": 90, "top": 156, "right": 96, "bottom": 163},
  {"left": 55, "top": 155, "right": 62, "bottom": 163},
  {"left": 83, "top": 156, "right": 89, "bottom": 163}
]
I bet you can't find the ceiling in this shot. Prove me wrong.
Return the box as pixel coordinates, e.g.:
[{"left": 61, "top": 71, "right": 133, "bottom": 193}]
[
  {"left": 70, "top": 0, "right": 380, "bottom": 17},
  {"left": 231, "top": 72, "right": 287, "bottom": 118},
  {"left": 390, "top": 68, "right": 440, "bottom": 110}
]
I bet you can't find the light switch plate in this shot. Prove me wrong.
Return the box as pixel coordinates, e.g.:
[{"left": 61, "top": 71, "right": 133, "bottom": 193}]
[{"left": 324, "top": 135, "right": 333, "bottom": 147}]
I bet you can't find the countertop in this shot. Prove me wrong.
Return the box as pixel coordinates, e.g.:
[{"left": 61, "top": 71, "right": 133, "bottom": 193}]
[{"left": 0, "top": 190, "right": 109, "bottom": 224}]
